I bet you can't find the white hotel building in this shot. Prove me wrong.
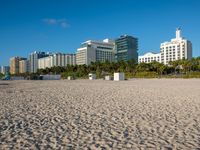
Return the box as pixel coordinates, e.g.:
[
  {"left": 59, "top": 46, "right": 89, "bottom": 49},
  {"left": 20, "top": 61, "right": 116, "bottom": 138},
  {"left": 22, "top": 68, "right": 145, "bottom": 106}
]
[
  {"left": 38, "top": 56, "right": 53, "bottom": 69},
  {"left": 76, "top": 39, "right": 114, "bottom": 65},
  {"left": 138, "top": 52, "right": 161, "bottom": 63},
  {"left": 160, "top": 28, "right": 192, "bottom": 64},
  {"left": 38, "top": 53, "right": 76, "bottom": 69},
  {"left": 139, "top": 28, "right": 192, "bottom": 65}
]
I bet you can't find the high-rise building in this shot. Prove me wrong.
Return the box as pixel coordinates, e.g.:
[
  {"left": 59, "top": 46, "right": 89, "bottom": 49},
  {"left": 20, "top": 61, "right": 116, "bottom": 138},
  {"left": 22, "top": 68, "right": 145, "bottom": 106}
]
[
  {"left": 138, "top": 52, "right": 161, "bottom": 63},
  {"left": 38, "top": 55, "right": 53, "bottom": 69},
  {"left": 29, "top": 51, "right": 47, "bottom": 73},
  {"left": 38, "top": 53, "right": 76, "bottom": 69},
  {"left": 76, "top": 39, "right": 114, "bottom": 65},
  {"left": 160, "top": 28, "right": 192, "bottom": 64},
  {"left": 0, "top": 66, "right": 10, "bottom": 74},
  {"left": 65, "top": 54, "right": 76, "bottom": 66},
  {"left": 19, "top": 59, "right": 29, "bottom": 73},
  {"left": 10, "top": 57, "right": 26, "bottom": 74},
  {"left": 115, "top": 35, "right": 138, "bottom": 62},
  {"left": 53, "top": 53, "right": 76, "bottom": 67}
]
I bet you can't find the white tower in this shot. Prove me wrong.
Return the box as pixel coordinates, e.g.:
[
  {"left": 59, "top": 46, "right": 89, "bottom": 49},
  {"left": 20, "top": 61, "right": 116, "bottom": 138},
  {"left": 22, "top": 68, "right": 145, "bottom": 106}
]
[
  {"left": 160, "top": 28, "right": 192, "bottom": 64},
  {"left": 176, "top": 27, "right": 181, "bottom": 39}
]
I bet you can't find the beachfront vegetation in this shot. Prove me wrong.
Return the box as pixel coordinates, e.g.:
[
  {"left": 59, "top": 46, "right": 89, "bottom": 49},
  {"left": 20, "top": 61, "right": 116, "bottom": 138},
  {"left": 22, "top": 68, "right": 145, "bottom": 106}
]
[
  {"left": 34, "top": 57, "right": 200, "bottom": 79},
  {"left": 0, "top": 73, "right": 4, "bottom": 79},
  {"left": 10, "top": 57, "right": 200, "bottom": 79}
]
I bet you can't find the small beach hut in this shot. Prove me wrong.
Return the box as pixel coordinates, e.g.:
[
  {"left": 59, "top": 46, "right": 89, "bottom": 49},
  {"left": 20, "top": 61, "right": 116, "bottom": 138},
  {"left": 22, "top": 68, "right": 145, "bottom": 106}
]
[
  {"left": 114, "top": 73, "right": 125, "bottom": 81},
  {"left": 68, "top": 76, "right": 75, "bottom": 80},
  {"left": 89, "top": 73, "right": 96, "bottom": 80},
  {"left": 105, "top": 75, "right": 113, "bottom": 81}
]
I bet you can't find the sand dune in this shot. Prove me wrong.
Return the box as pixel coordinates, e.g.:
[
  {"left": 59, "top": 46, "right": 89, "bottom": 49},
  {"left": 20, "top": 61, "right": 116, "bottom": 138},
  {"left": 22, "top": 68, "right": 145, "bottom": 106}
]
[{"left": 0, "top": 79, "right": 200, "bottom": 149}]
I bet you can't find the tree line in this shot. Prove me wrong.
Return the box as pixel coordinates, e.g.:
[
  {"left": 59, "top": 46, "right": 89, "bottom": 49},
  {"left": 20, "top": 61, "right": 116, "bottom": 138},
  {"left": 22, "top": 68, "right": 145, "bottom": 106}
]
[
  {"left": 35, "top": 57, "right": 200, "bottom": 79},
  {"left": 4, "top": 57, "right": 200, "bottom": 79}
]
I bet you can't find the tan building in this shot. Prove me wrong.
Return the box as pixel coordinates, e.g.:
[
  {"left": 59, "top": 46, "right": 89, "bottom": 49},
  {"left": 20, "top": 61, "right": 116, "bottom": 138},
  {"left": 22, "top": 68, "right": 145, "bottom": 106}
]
[
  {"left": 19, "top": 59, "right": 29, "bottom": 73},
  {"left": 10, "top": 57, "right": 26, "bottom": 74}
]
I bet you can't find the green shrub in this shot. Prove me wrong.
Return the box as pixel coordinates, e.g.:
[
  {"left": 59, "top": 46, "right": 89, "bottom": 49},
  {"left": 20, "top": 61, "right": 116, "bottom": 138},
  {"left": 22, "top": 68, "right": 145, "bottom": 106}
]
[{"left": 133, "top": 71, "right": 159, "bottom": 78}]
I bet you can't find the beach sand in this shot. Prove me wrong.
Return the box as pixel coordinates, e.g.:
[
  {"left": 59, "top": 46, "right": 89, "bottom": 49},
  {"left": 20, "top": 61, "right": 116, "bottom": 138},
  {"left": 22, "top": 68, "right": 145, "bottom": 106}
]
[{"left": 0, "top": 79, "right": 200, "bottom": 149}]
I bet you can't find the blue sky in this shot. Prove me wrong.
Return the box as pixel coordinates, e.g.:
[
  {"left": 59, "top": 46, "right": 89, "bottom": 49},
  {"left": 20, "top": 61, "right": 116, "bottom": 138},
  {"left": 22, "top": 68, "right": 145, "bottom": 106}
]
[{"left": 0, "top": 0, "right": 200, "bottom": 65}]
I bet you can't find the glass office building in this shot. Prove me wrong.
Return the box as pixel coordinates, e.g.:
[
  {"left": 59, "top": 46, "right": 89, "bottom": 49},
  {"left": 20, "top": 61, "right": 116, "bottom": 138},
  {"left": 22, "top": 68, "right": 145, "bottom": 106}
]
[{"left": 115, "top": 35, "right": 138, "bottom": 62}]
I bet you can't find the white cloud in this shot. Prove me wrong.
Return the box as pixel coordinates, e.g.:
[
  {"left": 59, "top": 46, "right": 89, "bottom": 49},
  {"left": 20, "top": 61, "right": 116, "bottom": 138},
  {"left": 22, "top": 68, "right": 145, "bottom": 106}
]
[
  {"left": 61, "top": 22, "right": 69, "bottom": 28},
  {"left": 43, "top": 18, "right": 70, "bottom": 28}
]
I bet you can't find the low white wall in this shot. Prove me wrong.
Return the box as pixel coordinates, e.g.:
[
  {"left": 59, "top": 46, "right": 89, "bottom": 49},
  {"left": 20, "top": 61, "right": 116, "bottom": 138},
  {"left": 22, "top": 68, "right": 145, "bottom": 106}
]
[
  {"left": 11, "top": 76, "right": 25, "bottom": 80},
  {"left": 42, "top": 75, "right": 61, "bottom": 80}
]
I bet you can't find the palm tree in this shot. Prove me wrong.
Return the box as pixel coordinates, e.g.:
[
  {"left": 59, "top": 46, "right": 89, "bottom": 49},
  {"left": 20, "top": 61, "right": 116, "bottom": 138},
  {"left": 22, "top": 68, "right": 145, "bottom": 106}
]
[
  {"left": 126, "top": 59, "right": 136, "bottom": 73},
  {"left": 0, "top": 73, "right": 4, "bottom": 79},
  {"left": 136, "top": 62, "right": 150, "bottom": 72},
  {"left": 158, "top": 64, "right": 167, "bottom": 77}
]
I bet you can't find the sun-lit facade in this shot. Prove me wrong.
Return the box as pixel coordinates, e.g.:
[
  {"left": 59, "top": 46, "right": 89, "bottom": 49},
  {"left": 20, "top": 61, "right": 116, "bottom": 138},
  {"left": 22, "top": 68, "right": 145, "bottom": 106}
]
[
  {"left": 76, "top": 39, "right": 114, "bottom": 65},
  {"left": 160, "top": 28, "right": 192, "bottom": 64},
  {"left": 138, "top": 52, "right": 161, "bottom": 63}
]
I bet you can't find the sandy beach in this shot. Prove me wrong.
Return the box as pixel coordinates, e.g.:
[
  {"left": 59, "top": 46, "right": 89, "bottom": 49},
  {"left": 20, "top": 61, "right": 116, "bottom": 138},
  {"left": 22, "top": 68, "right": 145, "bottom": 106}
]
[{"left": 0, "top": 79, "right": 200, "bottom": 149}]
